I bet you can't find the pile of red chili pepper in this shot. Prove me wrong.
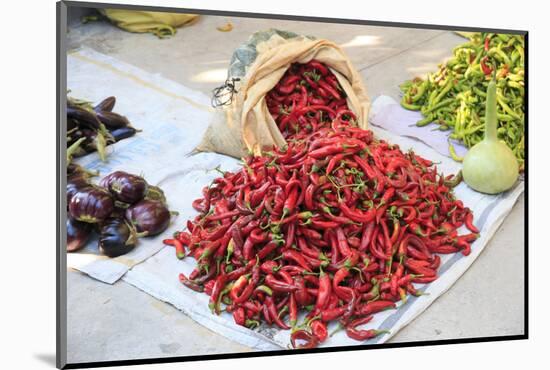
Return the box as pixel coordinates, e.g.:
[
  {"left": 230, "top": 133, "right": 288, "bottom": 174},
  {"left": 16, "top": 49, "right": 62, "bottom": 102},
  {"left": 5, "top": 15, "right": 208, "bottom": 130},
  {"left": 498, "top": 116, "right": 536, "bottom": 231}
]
[
  {"left": 164, "top": 61, "right": 478, "bottom": 349},
  {"left": 266, "top": 60, "right": 353, "bottom": 141}
]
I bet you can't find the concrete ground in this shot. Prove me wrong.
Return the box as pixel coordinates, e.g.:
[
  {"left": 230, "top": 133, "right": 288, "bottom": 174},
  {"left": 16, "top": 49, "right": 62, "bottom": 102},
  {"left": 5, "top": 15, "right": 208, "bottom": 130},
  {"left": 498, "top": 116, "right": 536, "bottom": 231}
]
[{"left": 66, "top": 11, "right": 525, "bottom": 364}]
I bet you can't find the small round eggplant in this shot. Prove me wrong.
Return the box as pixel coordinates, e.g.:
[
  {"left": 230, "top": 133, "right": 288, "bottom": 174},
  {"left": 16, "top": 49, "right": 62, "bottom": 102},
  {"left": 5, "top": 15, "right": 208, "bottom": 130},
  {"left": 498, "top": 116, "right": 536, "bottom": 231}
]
[
  {"left": 144, "top": 185, "right": 167, "bottom": 204},
  {"left": 67, "top": 217, "right": 93, "bottom": 252},
  {"left": 67, "top": 177, "right": 92, "bottom": 208},
  {"left": 125, "top": 199, "right": 170, "bottom": 236},
  {"left": 100, "top": 171, "right": 148, "bottom": 204},
  {"left": 99, "top": 218, "right": 137, "bottom": 257},
  {"left": 69, "top": 186, "right": 114, "bottom": 223}
]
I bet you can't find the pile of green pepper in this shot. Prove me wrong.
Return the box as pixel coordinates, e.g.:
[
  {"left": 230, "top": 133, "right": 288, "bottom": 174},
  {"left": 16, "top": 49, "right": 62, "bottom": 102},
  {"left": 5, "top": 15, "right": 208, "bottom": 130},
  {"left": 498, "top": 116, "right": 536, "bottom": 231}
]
[{"left": 400, "top": 33, "right": 524, "bottom": 170}]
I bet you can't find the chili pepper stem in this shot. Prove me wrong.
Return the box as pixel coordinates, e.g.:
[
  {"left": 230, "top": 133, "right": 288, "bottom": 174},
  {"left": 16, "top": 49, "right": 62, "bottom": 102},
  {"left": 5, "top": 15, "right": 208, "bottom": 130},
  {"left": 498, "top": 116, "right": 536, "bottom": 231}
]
[{"left": 329, "top": 323, "right": 343, "bottom": 337}]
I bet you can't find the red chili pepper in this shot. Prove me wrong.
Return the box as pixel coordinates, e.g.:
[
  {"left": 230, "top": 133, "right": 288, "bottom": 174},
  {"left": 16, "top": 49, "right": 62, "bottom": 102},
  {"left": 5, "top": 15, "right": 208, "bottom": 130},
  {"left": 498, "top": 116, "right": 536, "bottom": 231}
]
[
  {"left": 289, "top": 293, "right": 298, "bottom": 327},
  {"left": 261, "top": 303, "right": 272, "bottom": 325},
  {"left": 163, "top": 238, "right": 185, "bottom": 259},
  {"left": 335, "top": 227, "right": 352, "bottom": 257},
  {"left": 370, "top": 235, "right": 388, "bottom": 261},
  {"left": 260, "top": 260, "right": 279, "bottom": 274},
  {"left": 277, "top": 82, "right": 297, "bottom": 95},
  {"left": 265, "top": 274, "right": 298, "bottom": 293},
  {"left": 208, "top": 274, "right": 229, "bottom": 314},
  {"left": 315, "top": 269, "right": 332, "bottom": 311},
  {"left": 412, "top": 275, "right": 438, "bottom": 284},
  {"left": 347, "top": 315, "right": 374, "bottom": 330},
  {"left": 291, "top": 330, "right": 319, "bottom": 349},
  {"left": 265, "top": 296, "right": 290, "bottom": 330},
  {"left": 318, "top": 79, "right": 341, "bottom": 99},
  {"left": 283, "top": 186, "right": 299, "bottom": 216},
  {"left": 339, "top": 201, "right": 376, "bottom": 223},
  {"left": 326, "top": 153, "right": 346, "bottom": 174},
  {"left": 304, "top": 183, "right": 316, "bottom": 209},
  {"left": 320, "top": 306, "right": 346, "bottom": 322},
  {"left": 257, "top": 241, "right": 279, "bottom": 260},
  {"left": 229, "top": 275, "right": 249, "bottom": 302},
  {"left": 459, "top": 233, "right": 480, "bottom": 243},
  {"left": 294, "top": 276, "right": 312, "bottom": 307},
  {"left": 309, "top": 143, "right": 346, "bottom": 159},
  {"left": 308, "top": 60, "right": 329, "bottom": 75},
  {"left": 233, "top": 307, "right": 246, "bottom": 326},
  {"left": 204, "top": 279, "right": 216, "bottom": 296},
  {"left": 464, "top": 212, "right": 479, "bottom": 233},
  {"left": 296, "top": 237, "right": 322, "bottom": 259},
  {"left": 405, "top": 261, "right": 436, "bottom": 277},
  {"left": 430, "top": 244, "right": 460, "bottom": 254},
  {"left": 332, "top": 267, "right": 351, "bottom": 299},
  {"left": 232, "top": 266, "right": 260, "bottom": 304},
  {"left": 345, "top": 327, "right": 389, "bottom": 341},
  {"left": 359, "top": 223, "right": 376, "bottom": 252},
  {"left": 334, "top": 249, "right": 360, "bottom": 270},
  {"left": 480, "top": 56, "right": 493, "bottom": 76},
  {"left": 356, "top": 300, "right": 396, "bottom": 316},
  {"left": 455, "top": 238, "right": 472, "bottom": 256},
  {"left": 282, "top": 249, "right": 313, "bottom": 271},
  {"left": 242, "top": 238, "right": 256, "bottom": 261},
  {"left": 310, "top": 320, "right": 328, "bottom": 342},
  {"left": 310, "top": 218, "right": 340, "bottom": 229},
  {"left": 178, "top": 273, "right": 204, "bottom": 292}
]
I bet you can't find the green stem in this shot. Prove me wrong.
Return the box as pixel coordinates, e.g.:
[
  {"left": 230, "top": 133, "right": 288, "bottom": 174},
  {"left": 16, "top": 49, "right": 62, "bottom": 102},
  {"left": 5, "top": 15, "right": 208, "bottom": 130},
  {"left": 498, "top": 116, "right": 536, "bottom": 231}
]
[{"left": 67, "top": 137, "right": 86, "bottom": 163}]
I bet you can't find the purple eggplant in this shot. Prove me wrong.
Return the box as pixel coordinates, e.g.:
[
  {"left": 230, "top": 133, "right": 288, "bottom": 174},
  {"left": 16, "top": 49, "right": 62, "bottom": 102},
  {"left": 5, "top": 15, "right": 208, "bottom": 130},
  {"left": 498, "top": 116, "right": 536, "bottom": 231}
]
[
  {"left": 110, "top": 205, "right": 128, "bottom": 219},
  {"left": 111, "top": 126, "right": 137, "bottom": 142},
  {"left": 98, "top": 218, "right": 137, "bottom": 257},
  {"left": 69, "top": 186, "right": 114, "bottom": 223},
  {"left": 67, "top": 104, "right": 101, "bottom": 130},
  {"left": 94, "top": 96, "right": 116, "bottom": 112},
  {"left": 67, "top": 217, "right": 93, "bottom": 252},
  {"left": 96, "top": 110, "right": 130, "bottom": 129},
  {"left": 100, "top": 171, "right": 148, "bottom": 204},
  {"left": 67, "top": 177, "right": 92, "bottom": 208},
  {"left": 125, "top": 199, "right": 170, "bottom": 236}
]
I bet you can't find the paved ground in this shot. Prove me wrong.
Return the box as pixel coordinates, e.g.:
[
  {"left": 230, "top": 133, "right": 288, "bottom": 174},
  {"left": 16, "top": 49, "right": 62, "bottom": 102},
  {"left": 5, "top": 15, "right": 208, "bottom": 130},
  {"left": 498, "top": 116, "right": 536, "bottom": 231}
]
[{"left": 66, "top": 11, "right": 525, "bottom": 364}]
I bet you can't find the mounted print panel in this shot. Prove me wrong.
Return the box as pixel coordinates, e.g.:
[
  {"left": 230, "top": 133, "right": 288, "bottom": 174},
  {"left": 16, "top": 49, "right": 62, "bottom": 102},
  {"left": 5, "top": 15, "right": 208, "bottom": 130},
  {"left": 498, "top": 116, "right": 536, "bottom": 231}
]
[{"left": 57, "top": 1, "right": 527, "bottom": 368}]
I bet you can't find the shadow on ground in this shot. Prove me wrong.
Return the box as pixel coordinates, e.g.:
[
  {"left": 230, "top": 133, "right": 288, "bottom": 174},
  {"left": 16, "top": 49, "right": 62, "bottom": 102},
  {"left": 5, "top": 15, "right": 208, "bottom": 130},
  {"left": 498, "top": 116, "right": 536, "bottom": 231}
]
[{"left": 34, "top": 353, "right": 56, "bottom": 367}]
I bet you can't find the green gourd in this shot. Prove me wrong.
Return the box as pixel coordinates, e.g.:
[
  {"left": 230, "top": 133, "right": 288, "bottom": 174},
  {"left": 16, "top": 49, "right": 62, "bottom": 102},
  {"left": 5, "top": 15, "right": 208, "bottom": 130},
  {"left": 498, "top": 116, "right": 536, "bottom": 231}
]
[{"left": 462, "top": 74, "right": 519, "bottom": 194}]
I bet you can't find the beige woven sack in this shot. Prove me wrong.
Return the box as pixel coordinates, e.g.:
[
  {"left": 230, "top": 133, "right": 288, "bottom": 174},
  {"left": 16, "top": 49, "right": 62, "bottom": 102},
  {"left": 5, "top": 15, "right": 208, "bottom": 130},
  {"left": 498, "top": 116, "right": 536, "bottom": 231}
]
[{"left": 197, "top": 32, "right": 370, "bottom": 158}]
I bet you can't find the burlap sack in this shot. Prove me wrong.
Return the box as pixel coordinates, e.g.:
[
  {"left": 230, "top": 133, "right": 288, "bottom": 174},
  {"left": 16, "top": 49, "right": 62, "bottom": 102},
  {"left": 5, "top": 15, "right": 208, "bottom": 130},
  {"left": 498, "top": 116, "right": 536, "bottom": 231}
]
[{"left": 197, "top": 30, "right": 370, "bottom": 158}]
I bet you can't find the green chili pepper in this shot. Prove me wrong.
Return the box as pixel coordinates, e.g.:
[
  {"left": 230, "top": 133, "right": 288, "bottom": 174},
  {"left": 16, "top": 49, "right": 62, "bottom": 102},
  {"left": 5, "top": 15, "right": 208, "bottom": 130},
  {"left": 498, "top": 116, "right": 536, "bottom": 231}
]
[
  {"left": 416, "top": 114, "right": 433, "bottom": 127},
  {"left": 448, "top": 141, "right": 464, "bottom": 162},
  {"left": 400, "top": 99, "right": 422, "bottom": 111},
  {"left": 411, "top": 80, "right": 429, "bottom": 102},
  {"left": 399, "top": 32, "right": 524, "bottom": 169}
]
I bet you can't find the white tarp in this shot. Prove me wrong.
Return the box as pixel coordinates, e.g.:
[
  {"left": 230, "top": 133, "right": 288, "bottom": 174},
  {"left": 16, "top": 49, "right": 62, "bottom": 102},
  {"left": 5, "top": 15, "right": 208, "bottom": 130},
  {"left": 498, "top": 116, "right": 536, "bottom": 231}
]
[
  {"left": 67, "top": 47, "right": 238, "bottom": 284},
  {"left": 67, "top": 47, "right": 523, "bottom": 349}
]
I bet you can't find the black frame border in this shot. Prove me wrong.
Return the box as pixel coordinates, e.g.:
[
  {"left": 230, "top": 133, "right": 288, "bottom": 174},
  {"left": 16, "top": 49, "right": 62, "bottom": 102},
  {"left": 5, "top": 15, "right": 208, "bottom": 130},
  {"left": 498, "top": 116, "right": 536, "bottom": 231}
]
[{"left": 57, "top": 1, "right": 528, "bottom": 368}]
